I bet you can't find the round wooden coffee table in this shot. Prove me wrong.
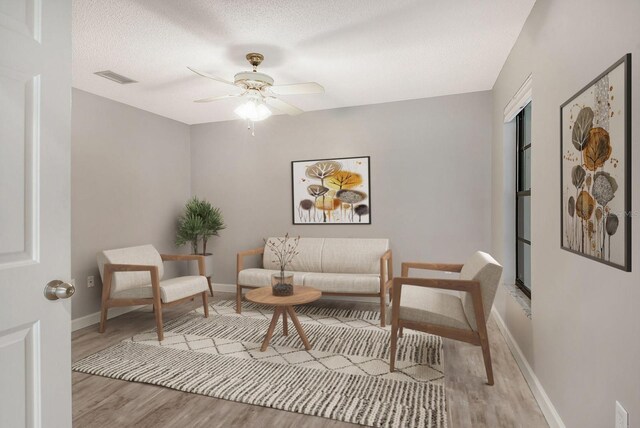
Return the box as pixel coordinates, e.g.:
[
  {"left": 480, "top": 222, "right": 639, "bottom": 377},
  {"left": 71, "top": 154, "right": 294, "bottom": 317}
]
[{"left": 245, "top": 285, "right": 321, "bottom": 351}]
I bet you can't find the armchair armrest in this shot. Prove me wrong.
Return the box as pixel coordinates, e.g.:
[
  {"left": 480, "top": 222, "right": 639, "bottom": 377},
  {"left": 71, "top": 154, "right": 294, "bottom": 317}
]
[
  {"left": 160, "top": 253, "right": 204, "bottom": 261},
  {"left": 380, "top": 249, "right": 393, "bottom": 291},
  {"left": 390, "top": 276, "right": 485, "bottom": 330},
  {"left": 160, "top": 253, "right": 206, "bottom": 276},
  {"left": 104, "top": 263, "right": 158, "bottom": 273},
  {"left": 392, "top": 276, "right": 478, "bottom": 295},
  {"left": 236, "top": 247, "right": 265, "bottom": 280},
  {"left": 401, "top": 262, "right": 464, "bottom": 276},
  {"left": 101, "top": 263, "right": 161, "bottom": 302}
]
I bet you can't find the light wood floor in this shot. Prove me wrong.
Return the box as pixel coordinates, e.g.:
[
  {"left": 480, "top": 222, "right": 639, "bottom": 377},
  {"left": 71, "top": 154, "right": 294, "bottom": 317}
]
[{"left": 72, "top": 293, "right": 548, "bottom": 427}]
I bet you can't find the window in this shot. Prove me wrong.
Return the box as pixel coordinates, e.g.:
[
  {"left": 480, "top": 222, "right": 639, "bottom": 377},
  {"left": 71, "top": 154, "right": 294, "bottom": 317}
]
[{"left": 516, "top": 102, "right": 531, "bottom": 297}]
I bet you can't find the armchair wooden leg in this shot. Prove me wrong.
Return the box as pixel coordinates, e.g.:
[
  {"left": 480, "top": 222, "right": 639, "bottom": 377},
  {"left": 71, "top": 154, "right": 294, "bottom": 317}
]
[
  {"left": 236, "top": 284, "right": 242, "bottom": 314},
  {"left": 202, "top": 292, "right": 209, "bottom": 318},
  {"left": 206, "top": 276, "right": 214, "bottom": 297},
  {"left": 99, "top": 305, "right": 108, "bottom": 333},
  {"left": 154, "top": 302, "right": 164, "bottom": 341},
  {"left": 477, "top": 318, "right": 494, "bottom": 385},
  {"left": 380, "top": 294, "right": 386, "bottom": 327},
  {"left": 479, "top": 336, "right": 494, "bottom": 385},
  {"left": 399, "top": 326, "right": 403, "bottom": 337},
  {"left": 389, "top": 320, "right": 399, "bottom": 372}
]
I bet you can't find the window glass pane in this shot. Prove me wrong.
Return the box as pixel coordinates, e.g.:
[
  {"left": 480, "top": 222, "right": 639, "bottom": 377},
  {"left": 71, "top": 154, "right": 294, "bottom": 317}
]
[
  {"left": 517, "top": 196, "right": 531, "bottom": 241},
  {"left": 516, "top": 241, "right": 531, "bottom": 291},
  {"left": 518, "top": 147, "right": 531, "bottom": 191},
  {"left": 523, "top": 103, "right": 532, "bottom": 147},
  {"left": 515, "top": 103, "right": 532, "bottom": 295}
]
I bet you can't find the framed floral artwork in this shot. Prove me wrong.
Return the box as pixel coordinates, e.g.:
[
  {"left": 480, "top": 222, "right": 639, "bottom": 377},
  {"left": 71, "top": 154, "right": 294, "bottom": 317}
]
[
  {"left": 560, "top": 54, "right": 631, "bottom": 271},
  {"left": 291, "top": 156, "right": 371, "bottom": 224}
]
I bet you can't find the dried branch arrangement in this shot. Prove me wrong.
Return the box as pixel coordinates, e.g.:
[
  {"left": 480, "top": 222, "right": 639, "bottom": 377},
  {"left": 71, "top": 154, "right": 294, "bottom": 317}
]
[{"left": 265, "top": 234, "right": 300, "bottom": 278}]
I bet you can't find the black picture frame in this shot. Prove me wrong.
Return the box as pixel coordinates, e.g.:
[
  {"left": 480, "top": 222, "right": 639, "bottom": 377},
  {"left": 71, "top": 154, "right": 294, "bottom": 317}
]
[
  {"left": 291, "top": 156, "right": 371, "bottom": 226},
  {"left": 560, "top": 53, "right": 631, "bottom": 271}
]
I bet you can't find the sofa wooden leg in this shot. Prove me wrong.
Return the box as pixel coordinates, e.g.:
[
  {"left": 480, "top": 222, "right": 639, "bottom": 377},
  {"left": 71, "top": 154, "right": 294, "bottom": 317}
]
[
  {"left": 399, "top": 325, "right": 403, "bottom": 337},
  {"left": 202, "top": 291, "right": 209, "bottom": 318},
  {"left": 379, "top": 295, "right": 386, "bottom": 327},
  {"left": 236, "top": 284, "right": 242, "bottom": 314}
]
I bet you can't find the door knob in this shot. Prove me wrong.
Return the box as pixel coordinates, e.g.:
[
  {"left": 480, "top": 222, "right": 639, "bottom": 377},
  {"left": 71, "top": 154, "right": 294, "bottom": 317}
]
[{"left": 44, "top": 280, "right": 76, "bottom": 300}]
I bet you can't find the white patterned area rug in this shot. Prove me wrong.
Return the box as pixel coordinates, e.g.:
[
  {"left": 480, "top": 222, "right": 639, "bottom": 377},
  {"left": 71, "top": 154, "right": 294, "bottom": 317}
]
[{"left": 73, "top": 301, "right": 447, "bottom": 428}]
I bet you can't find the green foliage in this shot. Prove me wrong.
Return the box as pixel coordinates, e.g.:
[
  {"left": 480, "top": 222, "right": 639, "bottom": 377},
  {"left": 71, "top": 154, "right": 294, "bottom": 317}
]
[
  {"left": 176, "top": 212, "right": 204, "bottom": 254},
  {"left": 176, "top": 197, "right": 226, "bottom": 254}
]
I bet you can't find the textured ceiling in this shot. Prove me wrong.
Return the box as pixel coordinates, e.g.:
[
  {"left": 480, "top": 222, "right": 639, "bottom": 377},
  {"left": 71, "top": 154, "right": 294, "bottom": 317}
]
[{"left": 73, "top": 0, "right": 535, "bottom": 125}]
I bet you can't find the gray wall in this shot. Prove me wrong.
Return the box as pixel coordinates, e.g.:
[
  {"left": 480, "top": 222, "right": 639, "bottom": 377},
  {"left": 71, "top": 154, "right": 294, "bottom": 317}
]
[
  {"left": 71, "top": 89, "right": 191, "bottom": 319},
  {"left": 491, "top": 1, "right": 640, "bottom": 426},
  {"left": 190, "top": 91, "right": 493, "bottom": 286}
]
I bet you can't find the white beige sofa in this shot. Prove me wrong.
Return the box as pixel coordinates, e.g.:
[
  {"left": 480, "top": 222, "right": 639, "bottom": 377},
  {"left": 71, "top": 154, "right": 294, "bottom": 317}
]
[{"left": 236, "top": 238, "right": 393, "bottom": 326}]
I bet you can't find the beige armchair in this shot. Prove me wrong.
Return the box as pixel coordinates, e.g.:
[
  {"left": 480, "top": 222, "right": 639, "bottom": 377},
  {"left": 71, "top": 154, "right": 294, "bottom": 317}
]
[
  {"left": 97, "top": 244, "right": 210, "bottom": 341},
  {"left": 388, "top": 251, "right": 503, "bottom": 385}
]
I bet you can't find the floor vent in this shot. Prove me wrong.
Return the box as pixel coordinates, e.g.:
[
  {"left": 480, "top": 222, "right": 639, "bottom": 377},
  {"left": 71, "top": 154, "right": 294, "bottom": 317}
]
[{"left": 94, "top": 70, "right": 138, "bottom": 84}]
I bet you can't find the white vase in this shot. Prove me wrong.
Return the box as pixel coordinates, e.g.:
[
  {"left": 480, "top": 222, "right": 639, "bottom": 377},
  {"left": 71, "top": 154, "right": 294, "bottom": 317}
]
[{"left": 188, "top": 253, "right": 214, "bottom": 277}]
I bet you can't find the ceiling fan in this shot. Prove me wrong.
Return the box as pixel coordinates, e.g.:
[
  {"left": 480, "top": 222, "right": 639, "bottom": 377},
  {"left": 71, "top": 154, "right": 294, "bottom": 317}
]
[{"left": 188, "top": 53, "right": 324, "bottom": 124}]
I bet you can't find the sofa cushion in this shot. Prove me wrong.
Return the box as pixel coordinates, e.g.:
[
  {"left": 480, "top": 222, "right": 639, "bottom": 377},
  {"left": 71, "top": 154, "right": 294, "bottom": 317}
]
[
  {"left": 263, "top": 237, "right": 324, "bottom": 272},
  {"left": 388, "top": 285, "right": 472, "bottom": 331},
  {"left": 97, "top": 245, "right": 164, "bottom": 294},
  {"left": 261, "top": 237, "right": 389, "bottom": 275},
  {"left": 238, "top": 269, "right": 310, "bottom": 287},
  {"left": 302, "top": 272, "right": 380, "bottom": 293},
  {"left": 321, "top": 238, "right": 389, "bottom": 274},
  {"left": 111, "top": 275, "right": 208, "bottom": 303}
]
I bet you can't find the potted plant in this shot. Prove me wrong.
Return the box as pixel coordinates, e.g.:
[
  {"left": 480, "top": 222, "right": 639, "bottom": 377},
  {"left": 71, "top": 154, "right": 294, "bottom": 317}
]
[
  {"left": 264, "top": 234, "right": 300, "bottom": 296},
  {"left": 176, "top": 197, "right": 226, "bottom": 278}
]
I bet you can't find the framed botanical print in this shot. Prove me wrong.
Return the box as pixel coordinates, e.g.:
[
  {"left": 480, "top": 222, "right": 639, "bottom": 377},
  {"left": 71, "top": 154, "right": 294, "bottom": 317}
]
[
  {"left": 291, "top": 156, "right": 371, "bottom": 224},
  {"left": 560, "top": 54, "right": 631, "bottom": 271}
]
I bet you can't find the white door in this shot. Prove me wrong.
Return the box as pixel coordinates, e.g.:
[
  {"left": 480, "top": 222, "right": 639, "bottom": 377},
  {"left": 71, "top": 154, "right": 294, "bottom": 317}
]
[{"left": 0, "top": 0, "right": 72, "bottom": 427}]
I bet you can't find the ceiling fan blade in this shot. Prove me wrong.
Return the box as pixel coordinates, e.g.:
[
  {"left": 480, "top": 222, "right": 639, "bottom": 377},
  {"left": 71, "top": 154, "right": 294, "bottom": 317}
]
[
  {"left": 268, "top": 82, "right": 324, "bottom": 95},
  {"left": 194, "top": 94, "right": 242, "bottom": 103},
  {"left": 265, "top": 97, "right": 304, "bottom": 115},
  {"left": 187, "top": 67, "right": 237, "bottom": 87}
]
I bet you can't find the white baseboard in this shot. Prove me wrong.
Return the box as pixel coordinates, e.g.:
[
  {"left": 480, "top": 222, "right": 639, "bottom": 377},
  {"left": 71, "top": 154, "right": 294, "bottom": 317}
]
[
  {"left": 71, "top": 305, "right": 145, "bottom": 332},
  {"left": 214, "top": 283, "right": 384, "bottom": 304},
  {"left": 213, "top": 283, "right": 236, "bottom": 293},
  {"left": 491, "top": 308, "right": 565, "bottom": 428}
]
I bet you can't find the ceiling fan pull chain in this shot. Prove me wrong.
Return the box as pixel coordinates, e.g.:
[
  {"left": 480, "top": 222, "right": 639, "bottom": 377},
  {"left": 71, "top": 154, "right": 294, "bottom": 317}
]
[{"left": 245, "top": 119, "right": 255, "bottom": 137}]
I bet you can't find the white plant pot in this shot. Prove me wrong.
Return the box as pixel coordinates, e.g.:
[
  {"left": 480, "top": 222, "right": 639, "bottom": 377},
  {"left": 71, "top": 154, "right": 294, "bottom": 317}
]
[{"left": 188, "top": 253, "right": 214, "bottom": 277}]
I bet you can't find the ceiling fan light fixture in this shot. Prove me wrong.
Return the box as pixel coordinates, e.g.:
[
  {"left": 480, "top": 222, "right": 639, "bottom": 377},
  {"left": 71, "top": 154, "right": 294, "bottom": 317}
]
[
  {"left": 188, "top": 52, "right": 322, "bottom": 135},
  {"left": 234, "top": 99, "right": 272, "bottom": 122}
]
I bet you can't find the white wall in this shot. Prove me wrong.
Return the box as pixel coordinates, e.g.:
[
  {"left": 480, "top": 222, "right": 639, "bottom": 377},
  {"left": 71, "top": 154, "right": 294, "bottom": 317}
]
[
  {"left": 190, "top": 92, "right": 493, "bottom": 286},
  {"left": 71, "top": 89, "right": 191, "bottom": 319},
  {"left": 491, "top": 1, "right": 640, "bottom": 426}
]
